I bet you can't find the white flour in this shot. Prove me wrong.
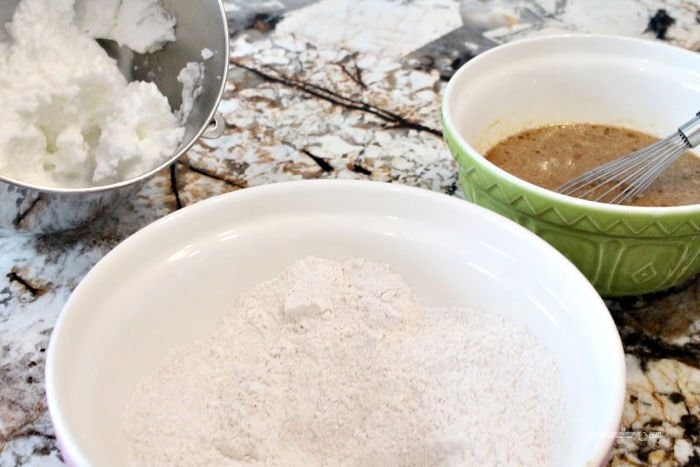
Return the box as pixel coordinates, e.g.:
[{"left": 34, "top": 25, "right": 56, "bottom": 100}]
[{"left": 124, "top": 257, "right": 565, "bottom": 466}]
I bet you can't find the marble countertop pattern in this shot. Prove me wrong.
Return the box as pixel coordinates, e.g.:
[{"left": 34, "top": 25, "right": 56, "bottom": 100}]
[{"left": 1, "top": 0, "right": 699, "bottom": 465}]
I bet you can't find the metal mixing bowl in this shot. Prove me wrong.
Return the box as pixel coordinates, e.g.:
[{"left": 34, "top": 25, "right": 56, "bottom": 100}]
[{"left": 0, "top": 0, "right": 229, "bottom": 234}]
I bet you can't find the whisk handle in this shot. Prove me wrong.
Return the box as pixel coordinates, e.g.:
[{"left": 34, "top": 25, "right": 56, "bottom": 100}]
[{"left": 678, "top": 111, "right": 700, "bottom": 148}]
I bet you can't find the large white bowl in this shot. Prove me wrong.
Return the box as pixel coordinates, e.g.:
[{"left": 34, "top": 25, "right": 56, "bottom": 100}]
[{"left": 46, "top": 180, "right": 625, "bottom": 466}]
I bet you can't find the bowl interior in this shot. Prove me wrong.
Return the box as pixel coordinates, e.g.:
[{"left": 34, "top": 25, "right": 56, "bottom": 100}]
[
  {"left": 135, "top": 0, "right": 229, "bottom": 149},
  {"left": 445, "top": 34, "right": 700, "bottom": 160},
  {"left": 47, "top": 181, "right": 624, "bottom": 466}
]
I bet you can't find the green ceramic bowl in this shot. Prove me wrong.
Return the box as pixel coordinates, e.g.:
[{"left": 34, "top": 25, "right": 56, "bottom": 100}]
[{"left": 442, "top": 35, "right": 700, "bottom": 297}]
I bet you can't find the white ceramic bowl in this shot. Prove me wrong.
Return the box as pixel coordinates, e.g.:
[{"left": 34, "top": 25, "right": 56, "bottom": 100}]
[{"left": 46, "top": 180, "right": 625, "bottom": 466}]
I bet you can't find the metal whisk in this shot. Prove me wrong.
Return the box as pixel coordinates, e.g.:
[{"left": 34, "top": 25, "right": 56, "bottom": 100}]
[{"left": 557, "top": 112, "right": 700, "bottom": 204}]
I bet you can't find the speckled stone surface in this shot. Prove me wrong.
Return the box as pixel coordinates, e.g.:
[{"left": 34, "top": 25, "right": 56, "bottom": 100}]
[{"left": 1, "top": 1, "right": 699, "bottom": 465}]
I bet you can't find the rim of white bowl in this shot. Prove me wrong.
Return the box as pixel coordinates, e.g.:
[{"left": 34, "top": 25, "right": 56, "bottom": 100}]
[
  {"left": 45, "top": 179, "right": 626, "bottom": 466},
  {"left": 442, "top": 33, "right": 700, "bottom": 216}
]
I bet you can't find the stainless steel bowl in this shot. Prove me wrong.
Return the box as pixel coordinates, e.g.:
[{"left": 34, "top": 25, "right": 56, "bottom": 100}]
[{"left": 0, "top": 0, "right": 229, "bottom": 234}]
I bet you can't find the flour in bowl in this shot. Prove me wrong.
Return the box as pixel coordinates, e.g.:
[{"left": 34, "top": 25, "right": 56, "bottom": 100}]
[{"left": 124, "top": 257, "right": 565, "bottom": 466}]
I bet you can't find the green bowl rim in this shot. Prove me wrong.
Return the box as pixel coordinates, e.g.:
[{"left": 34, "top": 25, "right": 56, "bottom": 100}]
[{"left": 440, "top": 34, "right": 700, "bottom": 226}]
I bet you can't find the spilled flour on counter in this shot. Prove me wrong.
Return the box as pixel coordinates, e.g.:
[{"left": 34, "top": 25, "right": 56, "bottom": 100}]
[{"left": 124, "top": 257, "right": 565, "bottom": 466}]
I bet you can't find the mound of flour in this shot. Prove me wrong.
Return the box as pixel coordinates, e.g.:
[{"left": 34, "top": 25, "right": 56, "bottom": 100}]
[{"left": 124, "top": 257, "right": 565, "bottom": 466}]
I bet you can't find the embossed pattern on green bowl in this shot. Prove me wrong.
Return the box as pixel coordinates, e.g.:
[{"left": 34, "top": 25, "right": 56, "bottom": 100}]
[{"left": 443, "top": 121, "right": 700, "bottom": 297}]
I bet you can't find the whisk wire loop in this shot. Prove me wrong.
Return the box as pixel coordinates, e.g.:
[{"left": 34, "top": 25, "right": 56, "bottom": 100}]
[{"left": 556, "top": 112, "right": 700, "bottom": 204}]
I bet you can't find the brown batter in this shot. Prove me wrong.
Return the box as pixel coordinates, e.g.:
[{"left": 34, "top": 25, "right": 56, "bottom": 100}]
[{"left": 484, "top": 124, "right": 700, "bottom": 207}]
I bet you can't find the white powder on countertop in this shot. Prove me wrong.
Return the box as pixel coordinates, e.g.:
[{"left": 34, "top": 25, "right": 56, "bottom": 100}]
[
  {"left": 0, "top": 0, "right": 184, "bottom": 187},
  {"left": 124, "top": 257, "right": 566, "bottom": 466}
]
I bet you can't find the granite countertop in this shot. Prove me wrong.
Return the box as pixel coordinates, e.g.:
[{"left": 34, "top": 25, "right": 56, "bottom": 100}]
[{"left": 1, "top": 0, "right": 699, "bottom": 465}]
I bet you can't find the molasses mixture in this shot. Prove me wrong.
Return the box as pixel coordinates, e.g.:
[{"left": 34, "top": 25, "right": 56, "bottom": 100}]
[{"left": 485, "top": 124, "right": 700, "bottom": 207}]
